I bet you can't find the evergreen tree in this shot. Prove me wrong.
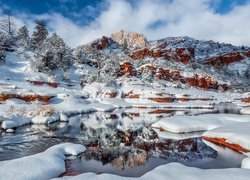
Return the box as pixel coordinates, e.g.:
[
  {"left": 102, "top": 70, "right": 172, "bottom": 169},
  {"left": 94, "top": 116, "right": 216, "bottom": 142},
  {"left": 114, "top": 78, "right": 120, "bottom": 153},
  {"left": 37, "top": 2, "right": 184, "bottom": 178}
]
[
  {"left": 32, "top": 33, "right": 73, "bottom": 73},
  {"left": 31, "top": 21, "right": 48, "bottom": 49},
  {"left": 17, "top": 26, "right": 30, "bottom": 48}
]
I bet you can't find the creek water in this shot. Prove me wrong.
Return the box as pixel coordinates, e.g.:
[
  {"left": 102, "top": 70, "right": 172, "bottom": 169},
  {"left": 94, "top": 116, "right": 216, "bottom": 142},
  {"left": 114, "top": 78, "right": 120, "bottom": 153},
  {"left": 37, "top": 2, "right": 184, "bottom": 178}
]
[{"left": 0, "top": 103, "right": 245, "bottom": 177}]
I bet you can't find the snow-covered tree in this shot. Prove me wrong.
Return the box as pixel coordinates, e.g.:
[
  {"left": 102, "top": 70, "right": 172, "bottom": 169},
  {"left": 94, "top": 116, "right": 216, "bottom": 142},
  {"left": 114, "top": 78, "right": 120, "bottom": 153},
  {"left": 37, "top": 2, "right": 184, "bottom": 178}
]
[
  {"left": 17, "top": 26, "right": 30, "bottom": 48},
  {"left": 0, "top": 32, "right": 9, "bottom": 63},
  {"left": 76, "top": 45, "right": 124, "bottom": 85},
  {"left": 0, "top": 15, "right": 16, "bottom": 37},
  {"left": 0, "top": 15, "right": 17, "bottom": 50},
  {"left": 32, "top": 33, "right": 73, "bottom": 74},
  {"left": 31, "top": 21, "right": 48, "bottom": 49}
]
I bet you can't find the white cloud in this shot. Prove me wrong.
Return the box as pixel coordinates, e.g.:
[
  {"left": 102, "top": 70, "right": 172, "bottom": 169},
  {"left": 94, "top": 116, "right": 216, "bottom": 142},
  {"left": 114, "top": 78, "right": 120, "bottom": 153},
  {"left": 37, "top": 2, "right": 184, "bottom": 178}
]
[{"left": 1, "top": 0, "right": 250, "bottom": 47}]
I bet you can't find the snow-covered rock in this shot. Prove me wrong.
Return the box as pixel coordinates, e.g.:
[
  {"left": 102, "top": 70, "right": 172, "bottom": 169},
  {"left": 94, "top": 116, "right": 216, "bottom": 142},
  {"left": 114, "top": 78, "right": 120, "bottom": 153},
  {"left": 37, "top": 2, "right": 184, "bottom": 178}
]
[
  {"left": 152, "top": 114, "right": 250, "bottom": 133},
  {"left": 0, "top": 143, "right": 86, "bottom": 180},
  {"left": 203, "top": 122, "right": 250, "bottom": 152}
]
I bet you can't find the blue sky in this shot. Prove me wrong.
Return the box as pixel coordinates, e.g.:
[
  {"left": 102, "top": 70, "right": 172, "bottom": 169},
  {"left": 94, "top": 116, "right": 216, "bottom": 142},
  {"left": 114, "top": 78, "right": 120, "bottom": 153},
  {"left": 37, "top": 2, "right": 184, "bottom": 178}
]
[
  {"left": 0, "top": 0, "right": 248, "bottom": 24},
  {"left": 0, "top": 0, "right": 249, "bottom": 47}
]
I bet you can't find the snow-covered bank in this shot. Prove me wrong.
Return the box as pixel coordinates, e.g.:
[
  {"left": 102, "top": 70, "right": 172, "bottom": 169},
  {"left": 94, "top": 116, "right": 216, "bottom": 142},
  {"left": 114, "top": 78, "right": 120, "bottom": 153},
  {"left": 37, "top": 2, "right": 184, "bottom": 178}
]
[
  {"left": 0, "top": 143, "right": 86, "bottom": 180},
  {"left": 152, "top": 114, "right": 250, "bottom": 133},
  {"left": 59, "top": 162, "right": 250, "bottom": 180}
]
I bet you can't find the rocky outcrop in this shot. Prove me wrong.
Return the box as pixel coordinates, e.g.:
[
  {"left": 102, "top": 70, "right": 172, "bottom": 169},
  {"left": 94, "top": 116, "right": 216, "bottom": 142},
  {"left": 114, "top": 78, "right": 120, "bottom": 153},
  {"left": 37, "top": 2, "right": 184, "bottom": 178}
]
[
  {"left": 130, "top": 48, "right": 161, "bottom": 59},
  {"left": 91, "top": 36, "right": 109, "bottom": 50},
  {"left": 130, "top": 47, "right": 194, "bottom": 64},
  {"left": 118, "top": 62, "right": 228, "bottom": 91},
  {"left": 111, "top": 31, "right": 149, "bottom": 50},
  {"left": 27, "top": 80, "right": 58, "bottom": 88},
  {"left": 118, "top": 61, "right": 136, "bottom": 76},
  {"left": 204, "top": 52, "right": 246, "bottom": 66},
  {"left": 0, "top": 93, "right": 54, "bottom": 103},
  {"left": 162, "top": 48, "right": 195, "bottom": 64}
]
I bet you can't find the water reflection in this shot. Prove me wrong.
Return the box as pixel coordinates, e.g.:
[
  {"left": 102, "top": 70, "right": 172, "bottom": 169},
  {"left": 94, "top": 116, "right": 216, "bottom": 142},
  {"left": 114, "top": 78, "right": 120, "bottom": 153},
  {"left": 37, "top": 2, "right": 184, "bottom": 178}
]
[{"left": 0, "top": 106, "right": 244, "bottom": 177}]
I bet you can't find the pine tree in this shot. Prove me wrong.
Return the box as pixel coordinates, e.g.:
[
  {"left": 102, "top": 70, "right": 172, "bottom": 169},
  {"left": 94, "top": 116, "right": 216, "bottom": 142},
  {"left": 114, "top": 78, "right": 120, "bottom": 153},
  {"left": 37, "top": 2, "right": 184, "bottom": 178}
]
[
  {"left": 32, "top": 33, "right": 73, "bottom": 73},
  {"left": 31, "top": 21, "right": 48, "bottom": 50},
  {"left": 17, "top": 26, "right": 30, "bottom": 48}
]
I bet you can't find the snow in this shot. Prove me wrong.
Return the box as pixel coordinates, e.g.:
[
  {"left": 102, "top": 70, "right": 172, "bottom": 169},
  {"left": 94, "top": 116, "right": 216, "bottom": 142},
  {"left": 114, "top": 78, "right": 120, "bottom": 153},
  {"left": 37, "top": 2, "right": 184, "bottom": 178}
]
[
  {"left": 60, "top": 162, "right": 250, "bottom": 180},
  {"left": 152, "top": 114, "right": 250, "bottom": 133},
  {"left": 202, "top": 122, "right": 250, "bottom": 151},
  {"left": 154, "top": 129, "right": 203, "bottom": 140},
  {"left": 0, "top": 143, "right": 86, "bottom": 180},
  {"left": 31, "top": 113, "right": 60, "bottom": 124},
  {"left": 242, "top": 157, "right": 250, "bottom": 169},
  {"left": 241, "top": 107, "right": 250, "bottom": 115},
  {"left": 1, "top": 116, "right": 30, "bottom": 130},
  {"left": 0, "top": 36, "right": 250, "bottom": 180}
]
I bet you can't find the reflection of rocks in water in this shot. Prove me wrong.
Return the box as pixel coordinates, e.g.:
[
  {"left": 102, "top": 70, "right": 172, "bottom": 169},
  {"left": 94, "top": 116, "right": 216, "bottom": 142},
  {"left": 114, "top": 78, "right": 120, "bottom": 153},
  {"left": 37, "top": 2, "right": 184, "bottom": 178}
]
[
  {"left": 136, "top": 138, "right": 217, "bottom": 162},
  {"left": 80, "top": 127, "right": 217, "bottom": 169},
  {"left": 83, "top": 148, "right": 149, "bottom": 170},
  {"left": 112, "top": 150, "right": 148, "bottom": 169}
]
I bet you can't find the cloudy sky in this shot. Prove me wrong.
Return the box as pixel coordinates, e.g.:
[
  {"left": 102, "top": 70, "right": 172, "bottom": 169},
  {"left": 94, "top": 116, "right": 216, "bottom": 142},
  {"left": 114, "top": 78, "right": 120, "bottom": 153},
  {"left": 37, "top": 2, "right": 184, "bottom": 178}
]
[{"left": 0, "top": 0, "right": 249, "bottom": 47}]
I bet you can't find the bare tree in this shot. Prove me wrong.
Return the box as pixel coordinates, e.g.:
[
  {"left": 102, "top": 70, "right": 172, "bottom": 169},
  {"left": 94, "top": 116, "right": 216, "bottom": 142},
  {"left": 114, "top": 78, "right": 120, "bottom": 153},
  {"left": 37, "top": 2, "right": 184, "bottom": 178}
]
[
  {"left": 0, "top": 15, "right": 16, "bottom": 37},
  {"left": 0, "top": 15, "right": 17, "bottom": 50}
]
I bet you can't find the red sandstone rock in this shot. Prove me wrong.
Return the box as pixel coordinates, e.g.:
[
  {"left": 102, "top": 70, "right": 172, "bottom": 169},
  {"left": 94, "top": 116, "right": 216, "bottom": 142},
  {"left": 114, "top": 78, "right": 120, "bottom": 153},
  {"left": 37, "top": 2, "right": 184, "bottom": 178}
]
[
  {"left": 118, "top": 61, "right": 135, "bottom": 76},
  {"left": 204, "top": 77, "right": 212, "bottom": 90},
  {"left": 130, "top": 48, "right": 154, "bottom": 59},
  {"left": 148, "top": 97, "right": 174, "bottom": 103},
  {"left": 130, "top": 47, "right": 194, "bottom": 64},
  {"left": 241, "top": 97, "right": 250, "bottom": 103},
  {"left": 205, "top": 52, "right": 245, "bottom": 66},
  {"left": 105, "top": 91, "right": 117, "bottom": 98},
  {"left": 195, "top": 74, "right": 205, "bottom": 88},
  {"left": 245, "top": 51, "right": 250, "bottom": 57},
  {"left": 173, "top": 48, "right": 195, "bottom": 64},
  {"left": 91, "top": 36, "right": 109, "bottom": 50},
  {"left": 221, "top": 52, "right": 244, "bottom": 65},
  {"left": 185, "top": 77, "right": 196, "bottom": 86},
  {"left": 148, "top": 109, "right": 174, "bottom": 114},
  {"left": 202, "top": 136, "right": 249, "bottom": 153},
  {"left": 171, "top": 71, "right": 181, "bottom": 81},
  {"left": 27, "top": 80, "right": 58, "bottom": 88},
  {"left": 117, "top": 62, "right": 228, "bottom": 91},
  {"left": 0, "top": 93, "right": 54, "bottom": 103}
]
